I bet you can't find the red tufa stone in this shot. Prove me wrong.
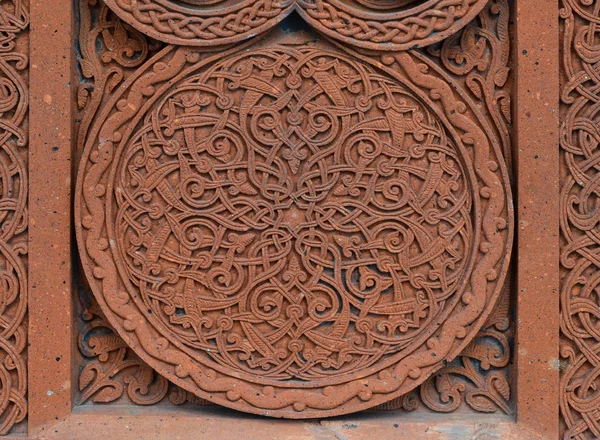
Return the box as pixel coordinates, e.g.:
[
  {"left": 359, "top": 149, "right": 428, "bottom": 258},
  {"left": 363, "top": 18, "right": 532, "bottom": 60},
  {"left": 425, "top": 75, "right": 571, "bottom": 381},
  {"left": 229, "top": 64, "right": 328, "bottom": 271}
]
[
  {"left": 17, "top": 0, "right": 568, "bottom": 437},
  {"left": 101, "top": 0, "right": 490, "bottom": 50},
  {"left": 74, "top": 3, "right": 513, "bottom": 419}
]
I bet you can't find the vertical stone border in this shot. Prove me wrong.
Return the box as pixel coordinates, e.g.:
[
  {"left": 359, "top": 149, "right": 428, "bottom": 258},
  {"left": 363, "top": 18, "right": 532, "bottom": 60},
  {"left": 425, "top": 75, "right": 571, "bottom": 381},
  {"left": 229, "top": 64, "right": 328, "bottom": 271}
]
[
  {"left": 28, "top": 0, "right": 75, "bottom": 433},
  {"left": 514, "top": 0, "right": 560, "bottom": 437},
  {"left": 0, "top": 0, "right": 30, "bottom": 435}
]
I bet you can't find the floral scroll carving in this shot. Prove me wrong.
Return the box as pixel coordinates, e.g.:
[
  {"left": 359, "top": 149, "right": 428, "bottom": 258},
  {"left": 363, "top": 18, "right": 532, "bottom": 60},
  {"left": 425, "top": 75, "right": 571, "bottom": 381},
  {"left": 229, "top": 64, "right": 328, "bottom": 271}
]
[
  {"left": 560, "top": 1, "right": 600, "bottom": 438},
  {"left": 0, "top": 0, "right": 28, "bottom": 435},
  {"left": 112, "top": 46, "right": 476, "bottom": 385},
  {"left": 381, "top": 0, "right": 512, "bottom": 414},
  {"left": 78, "top": 290, "right": 210, "bottom": 406},
  {"left": 380, "top": 285, "right": 511, "bottom": 414},
  {"left": 75, "top": 0, "right": 513, "bottom": 418}
]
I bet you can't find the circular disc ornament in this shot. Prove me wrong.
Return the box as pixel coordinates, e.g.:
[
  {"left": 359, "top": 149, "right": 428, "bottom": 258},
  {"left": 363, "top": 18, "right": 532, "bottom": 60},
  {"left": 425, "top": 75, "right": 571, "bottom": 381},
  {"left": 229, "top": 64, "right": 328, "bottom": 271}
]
[{"left": 76, "top": 35, "right": 512, "bottom": 417}]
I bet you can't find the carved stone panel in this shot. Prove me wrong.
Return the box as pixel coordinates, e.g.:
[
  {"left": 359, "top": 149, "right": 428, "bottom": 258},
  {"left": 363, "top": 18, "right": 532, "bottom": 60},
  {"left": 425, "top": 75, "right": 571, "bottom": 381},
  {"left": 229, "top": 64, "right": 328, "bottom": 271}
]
[
  {"left": 75, "top": 0, "right": 513, "bottom": 419},
  {"left": 0, "top": 0, "right": 571, "bottom": 436},
  {"left": 0, "top": 0, "right": 28, "bottom": 435},
  {"left": 560, "top": 1, "right": 600, "bottom": 438},
  {"left": 102, "top": 0, "right": 490, "bottom": 50}
]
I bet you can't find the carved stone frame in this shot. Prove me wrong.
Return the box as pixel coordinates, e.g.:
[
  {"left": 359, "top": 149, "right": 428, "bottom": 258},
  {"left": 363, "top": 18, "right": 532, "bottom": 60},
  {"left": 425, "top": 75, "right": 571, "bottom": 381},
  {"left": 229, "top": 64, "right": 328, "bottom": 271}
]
[{"left": 26, "top": 0, "right": 560, "bottom": 438}]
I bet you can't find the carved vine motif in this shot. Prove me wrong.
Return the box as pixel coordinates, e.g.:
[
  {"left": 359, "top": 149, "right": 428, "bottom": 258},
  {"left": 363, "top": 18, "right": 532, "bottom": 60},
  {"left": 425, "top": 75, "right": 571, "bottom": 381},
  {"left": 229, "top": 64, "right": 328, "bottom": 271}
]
[
  {"left": 114, "top": 47, "right": 475, "bottom": 383},
  {"left": 380, "top": 285, "right": 511, "bottom": 414},
  {"left": 381, "top": 0, "right": 512, "bottom": 414},
  {"left": 78, "top": 289, "right": 210, "bottom": 406},
  {"left": 76, "top": 0, "right": 513, "bottom": 418},
  {"left": 101, "top": 0, "right": 490, "bottom": 50},
  {"left": 77, "top": 0, "right": 161, "bottom": 134},
  {"left": 418, "top": 288, "right": 511, "bottom": 414},
  {"left": 560, "top": 1, "right": 600, "bottom": 438},
  {"left": 78, "top": 286, "right": 512, "bottom": 413},
  {"left": 75, "top": 36, "right": 512, "bottom": 418},
  {"left": 76, "top": 0, "right": 181, "bottom": 408},
  {"left": 0, "top": 0, "right": 28, "bottom": 435},
  {"left": 427, "top": 0, "right": 511, "bottom": 163}
]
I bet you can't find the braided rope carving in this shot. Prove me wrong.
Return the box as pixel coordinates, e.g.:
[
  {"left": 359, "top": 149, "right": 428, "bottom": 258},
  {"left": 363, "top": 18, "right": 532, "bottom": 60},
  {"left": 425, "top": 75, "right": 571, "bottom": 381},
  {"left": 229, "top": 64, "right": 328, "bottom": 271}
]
[
  {"left": 103, "top": 0, "right": 293, "bottom": 45},
  {"left": 103, "top": 0, "right": 489, "bottom": 49},
  {"left": 0, "top": 0, "right": 28, "bottom": 435},
  {"left": 297, "top": 0, "right": 488, "bottom": 50},
  {"left": 560, "top": 1, "right": 600, "bottom": 438}
]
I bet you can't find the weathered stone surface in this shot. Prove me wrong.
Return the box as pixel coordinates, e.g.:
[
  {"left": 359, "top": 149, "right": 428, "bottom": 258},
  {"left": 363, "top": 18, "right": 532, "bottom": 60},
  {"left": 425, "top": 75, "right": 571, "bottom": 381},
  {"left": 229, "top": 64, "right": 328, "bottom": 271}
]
[
  {"left": 11, "top": 0, "right": 577, "bottom": 436},
  {"left": 75, "top": 2, "right": 512, "bottom": 418},
  {"left": 101, "top": 1, "right": 490, "bottom": 50}
]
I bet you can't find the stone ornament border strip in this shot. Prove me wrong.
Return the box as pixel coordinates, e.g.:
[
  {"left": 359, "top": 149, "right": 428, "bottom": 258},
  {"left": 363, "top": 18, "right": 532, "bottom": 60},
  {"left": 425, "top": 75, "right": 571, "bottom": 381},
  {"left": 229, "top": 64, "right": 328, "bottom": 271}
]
[
  {"left": 101, "top": 0, "right": 490, "bottom": 50},
  {"left": 102, "top": 0, "right": 294, "bottom": 47},
  {"left": 0, "top": 0, "right": 29, "bottom": 435},
  {"left": 296, "top": 0, "right": 490, "bottom": 51},
  {"left": 559, "top": 0, "right": 600, "bottom": 437}
]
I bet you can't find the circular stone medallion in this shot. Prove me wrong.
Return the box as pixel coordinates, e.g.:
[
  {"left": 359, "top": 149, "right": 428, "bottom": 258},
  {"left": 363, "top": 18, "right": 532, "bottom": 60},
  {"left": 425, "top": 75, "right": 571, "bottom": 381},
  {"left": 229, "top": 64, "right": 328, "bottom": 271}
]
[{"left": 76, "top": 36, "right": 512, "bottom": 417}]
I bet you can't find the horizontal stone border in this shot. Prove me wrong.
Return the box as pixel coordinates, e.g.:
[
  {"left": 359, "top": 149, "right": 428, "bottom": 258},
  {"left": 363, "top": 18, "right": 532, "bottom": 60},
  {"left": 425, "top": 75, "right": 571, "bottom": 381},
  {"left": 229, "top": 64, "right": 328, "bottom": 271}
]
[{"left": 102, "top": 0, "right": 489, "bottom": 50}]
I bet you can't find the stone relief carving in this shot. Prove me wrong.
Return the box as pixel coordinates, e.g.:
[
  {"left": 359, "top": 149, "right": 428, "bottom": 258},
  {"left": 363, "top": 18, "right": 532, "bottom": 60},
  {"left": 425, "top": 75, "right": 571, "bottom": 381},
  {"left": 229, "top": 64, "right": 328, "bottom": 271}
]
[
  {"left": 297, "top": 0, "right": 490, "bottom": 51},
  {"left": 382, "top": 0, "right": 513, "bottom": 414},
  {"left": 78, "top": 289, "right": 209, "bottom": 406},
  {"left": 75, "top": 0, "right": 513, "bottom": 418},
  {"left": 101, "top": 0, "right": 490, "bottom": 50},
  {"left": 0, "top": 0, "right": 28, "bottom": 435},
  {"left": 560, "top": 1, "right": 600, "bottom": 438}
]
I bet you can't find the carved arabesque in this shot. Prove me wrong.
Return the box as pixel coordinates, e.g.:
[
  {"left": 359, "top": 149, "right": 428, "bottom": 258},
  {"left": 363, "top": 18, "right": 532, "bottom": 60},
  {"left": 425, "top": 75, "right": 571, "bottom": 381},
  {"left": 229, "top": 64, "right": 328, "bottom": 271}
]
[
  {"left": 0, "top": 0, "right": 28, "bottom": 435},
  {"left": 75, "top": 0, "right": 513, "bottom": 418},
  {"left": 383, "top": 0, "right": 513, "bottom": 414},
  {"left": 560, "top": 1, "right": 600, "bottom": 438},
  {"left": 113, "top": 44, "right": 475, "bottom": 386},
  {"left": 78, "top": 289, "right": 209, "bottom": 406}
]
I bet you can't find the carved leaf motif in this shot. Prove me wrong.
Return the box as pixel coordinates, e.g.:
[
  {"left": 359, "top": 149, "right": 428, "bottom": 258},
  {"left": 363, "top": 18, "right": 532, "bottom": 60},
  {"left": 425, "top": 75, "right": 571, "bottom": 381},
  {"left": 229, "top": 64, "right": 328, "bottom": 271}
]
[
  {"left": 495, "top": 67, "right": 510, "bottom": 88},
  {"left": 380, "top": 0, "right": 514, "bottom": 415},
  {"left": 103, "top": 22, "right": 127, "bottom": 51},
  {"left": 78, "top": 365, "right": 96, "bottom": 391},
  {"left": 79, "top": 59, "right": 95, "bottom": 80},
  {"left": 429, "top": 0, "right": 512, "bottom": 161},
  {"left": 94, "top": 383, "right": 124, "bottom": 403}
]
